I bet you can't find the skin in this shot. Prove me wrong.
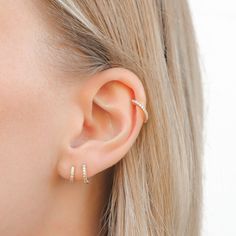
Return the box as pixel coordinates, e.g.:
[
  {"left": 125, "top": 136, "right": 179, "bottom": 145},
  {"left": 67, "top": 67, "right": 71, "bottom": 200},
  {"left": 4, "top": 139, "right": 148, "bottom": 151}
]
[{"left": 0, "top": 1, "right": 147, "bottom": 235}]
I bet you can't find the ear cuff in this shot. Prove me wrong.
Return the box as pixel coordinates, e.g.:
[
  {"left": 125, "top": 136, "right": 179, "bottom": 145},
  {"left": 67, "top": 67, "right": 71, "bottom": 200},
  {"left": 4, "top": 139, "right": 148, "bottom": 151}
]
[{"left": 131, "top": 99, "right": 149, "bottom": 123}]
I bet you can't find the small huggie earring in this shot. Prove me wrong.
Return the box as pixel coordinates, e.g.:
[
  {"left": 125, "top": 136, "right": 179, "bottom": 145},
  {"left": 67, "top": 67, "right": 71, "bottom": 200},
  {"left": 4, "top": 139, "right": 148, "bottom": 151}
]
[
  {"left": 131, "top": 99, "right": 149, "bottom": 123},
  {"left": 69, "top": 165, "right": 75, "bottom": 183},
  {"left": 82, "top": 163, "right": 90, "bottom": 184}
]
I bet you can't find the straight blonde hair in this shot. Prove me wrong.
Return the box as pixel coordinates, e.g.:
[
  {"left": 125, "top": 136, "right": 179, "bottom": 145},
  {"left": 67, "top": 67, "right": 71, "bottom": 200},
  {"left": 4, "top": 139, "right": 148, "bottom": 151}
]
[{"left": 43, "top": 0, "right": 204, "bottom": 235}]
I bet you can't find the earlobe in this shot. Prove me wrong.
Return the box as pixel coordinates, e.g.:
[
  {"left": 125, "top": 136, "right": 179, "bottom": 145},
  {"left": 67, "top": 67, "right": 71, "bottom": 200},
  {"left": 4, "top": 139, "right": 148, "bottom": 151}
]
[{"left": 57, "top": 67, "right": 149, "bottom": 183}]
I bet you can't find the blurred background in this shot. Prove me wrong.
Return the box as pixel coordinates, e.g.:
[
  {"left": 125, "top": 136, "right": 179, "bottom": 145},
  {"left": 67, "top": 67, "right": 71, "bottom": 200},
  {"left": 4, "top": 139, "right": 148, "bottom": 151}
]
[{"left": 188, "top": 0, "right": 236, "bottom": 235}]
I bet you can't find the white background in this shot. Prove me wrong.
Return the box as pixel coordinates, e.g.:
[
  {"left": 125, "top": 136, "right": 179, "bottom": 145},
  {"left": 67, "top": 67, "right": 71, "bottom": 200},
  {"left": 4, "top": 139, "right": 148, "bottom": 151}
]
[{"left": 188, "top": 0, "right": 236, "bottom": 235}]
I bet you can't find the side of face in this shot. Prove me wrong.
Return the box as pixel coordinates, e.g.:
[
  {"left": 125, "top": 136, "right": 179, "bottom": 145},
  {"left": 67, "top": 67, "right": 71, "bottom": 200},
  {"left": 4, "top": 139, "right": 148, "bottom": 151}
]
[
  {"left": 0, "top": 1, "right": 71, "bottom": 234},
  {"left": 0, "top": 1, "right": 147, "bottom": 235}
]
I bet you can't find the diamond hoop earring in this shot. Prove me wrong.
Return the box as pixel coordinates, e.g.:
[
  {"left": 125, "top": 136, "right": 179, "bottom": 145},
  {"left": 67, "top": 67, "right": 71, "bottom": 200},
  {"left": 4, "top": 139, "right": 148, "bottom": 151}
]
[
  {"left": 82, "top": 163, "right": 90, "bottom": 184},
  {"left": 131, "top": 99, "right": 149, "bottom": 123}
]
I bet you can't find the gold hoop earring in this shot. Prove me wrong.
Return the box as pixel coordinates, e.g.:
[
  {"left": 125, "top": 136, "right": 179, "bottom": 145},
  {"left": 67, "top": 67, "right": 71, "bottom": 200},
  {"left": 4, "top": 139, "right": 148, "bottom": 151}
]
[
  {"left": 82, "top": 163, "right": 90, "bottom": 184},
  {"left": 131, "top": 99, "right": 149, "bottom": 123},
  {"left": 69, "top": 165, "right": 75, "bottom": 183}
]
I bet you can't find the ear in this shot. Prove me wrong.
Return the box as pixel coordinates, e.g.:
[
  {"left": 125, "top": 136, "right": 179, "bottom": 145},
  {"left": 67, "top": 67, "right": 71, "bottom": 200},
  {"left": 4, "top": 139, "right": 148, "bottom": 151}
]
[{"left": 57, "top": 67, "right": 148, "bottom": 183}]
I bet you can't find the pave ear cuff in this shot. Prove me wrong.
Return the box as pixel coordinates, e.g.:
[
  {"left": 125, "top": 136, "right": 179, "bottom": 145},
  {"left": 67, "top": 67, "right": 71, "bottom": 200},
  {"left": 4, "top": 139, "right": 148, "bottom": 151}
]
[{"left": 131, "top": 99, "right": 149, "bottom": 123}]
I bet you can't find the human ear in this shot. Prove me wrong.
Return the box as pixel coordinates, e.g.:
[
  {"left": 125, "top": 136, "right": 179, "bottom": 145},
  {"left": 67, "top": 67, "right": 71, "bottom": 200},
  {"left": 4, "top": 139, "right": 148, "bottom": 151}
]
[{"left": 57, "top": 67, "right": 148, "bottom": 183}]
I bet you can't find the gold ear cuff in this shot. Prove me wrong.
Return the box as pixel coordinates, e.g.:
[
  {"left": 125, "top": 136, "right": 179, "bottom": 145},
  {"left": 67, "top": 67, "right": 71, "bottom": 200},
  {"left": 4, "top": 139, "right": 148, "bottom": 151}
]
[{"left": 131, "top": 99, "right": 149, "bottom": 123}]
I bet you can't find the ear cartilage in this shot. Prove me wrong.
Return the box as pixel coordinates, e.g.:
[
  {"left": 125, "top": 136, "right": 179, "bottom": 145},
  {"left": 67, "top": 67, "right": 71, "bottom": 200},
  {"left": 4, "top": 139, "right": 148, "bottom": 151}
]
[{"left": 131, "top": 99, "right": 149, "bottom": 123}]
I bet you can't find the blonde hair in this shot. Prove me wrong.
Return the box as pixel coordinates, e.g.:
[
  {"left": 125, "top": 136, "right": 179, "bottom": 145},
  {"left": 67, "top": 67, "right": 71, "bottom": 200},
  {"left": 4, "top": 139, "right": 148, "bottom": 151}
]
[{"left": 44, "top": 0, "right": 203, "bottom": 235}]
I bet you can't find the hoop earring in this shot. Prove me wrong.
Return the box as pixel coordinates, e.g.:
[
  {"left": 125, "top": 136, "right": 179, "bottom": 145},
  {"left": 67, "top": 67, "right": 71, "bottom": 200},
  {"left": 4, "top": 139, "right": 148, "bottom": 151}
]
[
  {"left": 82, "top": 163, "right": 90, "bottom": 184},
  {"left": 69, "top": 165, "right": 75, "bottom": 183},
  {"left": 131, "top": 99, "right": 149, "bottom": 123}
]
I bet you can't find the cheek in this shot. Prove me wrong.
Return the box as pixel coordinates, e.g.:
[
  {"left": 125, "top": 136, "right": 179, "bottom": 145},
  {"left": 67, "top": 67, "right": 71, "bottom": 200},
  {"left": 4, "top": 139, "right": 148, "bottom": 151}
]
[
  {"left": 0, "top": 3, "right": 68, "bottom": 233},
  {"left": 0, "top": 61, "right": 63, "bottom": 234}
]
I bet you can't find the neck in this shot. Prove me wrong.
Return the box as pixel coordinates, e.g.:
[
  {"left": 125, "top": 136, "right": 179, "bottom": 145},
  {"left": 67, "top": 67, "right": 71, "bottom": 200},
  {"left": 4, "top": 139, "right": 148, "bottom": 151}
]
[{"left": 40, "top": 167, "right": 113, "bottom": 236}]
